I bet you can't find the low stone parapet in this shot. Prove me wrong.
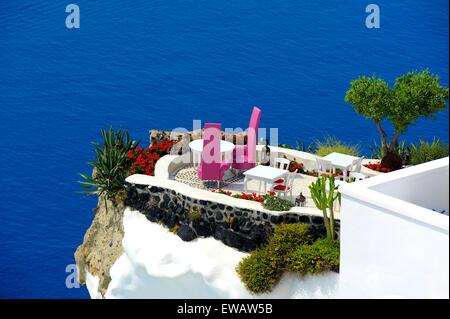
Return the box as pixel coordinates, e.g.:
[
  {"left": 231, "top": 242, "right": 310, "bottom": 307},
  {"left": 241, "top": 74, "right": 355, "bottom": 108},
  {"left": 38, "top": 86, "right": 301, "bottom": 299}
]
[{"left": 125, "top": 174, "right": 340, "bottom": 252}]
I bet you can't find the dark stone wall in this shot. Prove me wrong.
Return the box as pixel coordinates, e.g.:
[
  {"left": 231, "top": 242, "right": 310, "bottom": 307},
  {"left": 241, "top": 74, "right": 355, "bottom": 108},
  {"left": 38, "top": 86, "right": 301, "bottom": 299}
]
[{"left": 125, "top": 182, "right": 340, "bottom": 252}]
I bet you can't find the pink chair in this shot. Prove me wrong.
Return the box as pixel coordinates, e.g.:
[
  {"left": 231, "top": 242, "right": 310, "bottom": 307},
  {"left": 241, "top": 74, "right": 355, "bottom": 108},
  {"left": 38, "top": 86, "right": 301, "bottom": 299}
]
[
  {"left": 232, "top": 106, "right": 262, "bottom": 170},
  {"left": 197, "top": 123, "right": 231, "bottom": 187}
]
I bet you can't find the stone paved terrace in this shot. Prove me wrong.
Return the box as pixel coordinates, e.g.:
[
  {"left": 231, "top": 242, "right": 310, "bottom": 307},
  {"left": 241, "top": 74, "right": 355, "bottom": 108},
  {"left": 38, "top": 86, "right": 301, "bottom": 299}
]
[{"left": 173, "top": 164, "right": 321, "bottom": 211}]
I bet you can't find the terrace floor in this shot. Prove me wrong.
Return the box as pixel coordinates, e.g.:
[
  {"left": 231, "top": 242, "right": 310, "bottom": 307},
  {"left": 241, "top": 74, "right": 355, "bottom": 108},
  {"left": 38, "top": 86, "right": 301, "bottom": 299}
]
[{"left": 173, "top": 165, "right": 322, "bottom": 210}]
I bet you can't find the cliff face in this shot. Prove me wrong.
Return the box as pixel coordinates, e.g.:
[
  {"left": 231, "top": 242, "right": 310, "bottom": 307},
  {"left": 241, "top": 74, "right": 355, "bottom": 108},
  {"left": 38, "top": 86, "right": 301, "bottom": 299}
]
[{"left": 74, "top": 195, "right": 125, "bottom": 296}]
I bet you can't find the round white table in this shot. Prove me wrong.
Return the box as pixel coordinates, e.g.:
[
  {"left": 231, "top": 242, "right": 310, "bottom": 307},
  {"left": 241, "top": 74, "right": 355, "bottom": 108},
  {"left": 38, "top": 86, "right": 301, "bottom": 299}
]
[{"left": 188, "top": 139, "right": 235, "bottom": 166}]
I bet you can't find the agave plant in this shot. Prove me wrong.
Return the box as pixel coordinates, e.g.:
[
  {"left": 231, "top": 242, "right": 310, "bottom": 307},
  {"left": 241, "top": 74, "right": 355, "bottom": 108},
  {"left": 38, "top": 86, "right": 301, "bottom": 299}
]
[
  {"left": 308, "top": 175, "right": 340, "bottom": 241},
  {"left": 79, "top": 128, "right": 138, "bottom": 201}
]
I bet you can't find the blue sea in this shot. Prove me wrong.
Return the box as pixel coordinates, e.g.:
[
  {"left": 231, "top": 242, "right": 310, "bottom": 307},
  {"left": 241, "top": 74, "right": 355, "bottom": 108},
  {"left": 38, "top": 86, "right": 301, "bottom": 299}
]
[{"left": 0, "top": 1, "right": 448, "bottom": 298}]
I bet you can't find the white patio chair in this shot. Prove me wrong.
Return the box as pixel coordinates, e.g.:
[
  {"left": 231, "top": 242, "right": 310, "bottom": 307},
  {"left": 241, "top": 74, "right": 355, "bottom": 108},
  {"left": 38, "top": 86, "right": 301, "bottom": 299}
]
[
  {"left": 272, "top": 157, "right": 290, "bottom": 170},
  {"left": 349, "top": 157, "right": 367, "bottom": 180},
  {"left": 272, "top": 157, "right": 291, "bottom": 184},
  {"left": 271, "top": 172, "right": 294, "bottom": 199},
  {"left": 352, "top": 156, "right": 364, "bottom": 173},
  {"left": 316, "top": 158, "right": 333, "bottom": 177}
]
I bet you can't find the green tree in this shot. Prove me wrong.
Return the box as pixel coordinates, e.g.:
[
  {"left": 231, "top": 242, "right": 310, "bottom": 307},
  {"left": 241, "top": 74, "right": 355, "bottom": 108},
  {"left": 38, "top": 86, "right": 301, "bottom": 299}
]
[{"left": 345, "top": 70, "right": 448, "bottom": 169}]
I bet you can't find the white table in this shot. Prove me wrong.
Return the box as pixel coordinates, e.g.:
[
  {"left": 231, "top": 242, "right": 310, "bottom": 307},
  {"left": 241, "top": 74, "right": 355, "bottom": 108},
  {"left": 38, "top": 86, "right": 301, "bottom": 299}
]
[
  {"left": 243, "top": 165, "right": 288, "bottom": 193},
  {"left": 322, "top": 152, "right": 360, "bottom": 181},
  {"left": 188, "top": 139, "right": 235, "bottom": 166}
]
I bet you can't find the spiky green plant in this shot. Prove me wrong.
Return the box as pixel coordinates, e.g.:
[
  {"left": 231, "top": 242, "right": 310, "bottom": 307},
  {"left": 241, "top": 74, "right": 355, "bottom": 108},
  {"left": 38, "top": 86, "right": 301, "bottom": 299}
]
[
  {"left": 409, "top": 138, "right": 449, "bottom": 165},
  {"left": 315, "top": 136, "right": 360, "bottom": 157},
  {"left": 296, "top": 140, "right": 315, "bottom": 153},
  {"left": 308, "top": 175, "right": 340, "bottom": 241},
  {"left": 79, "top": 128, "right": 138, "bottom": 202}
]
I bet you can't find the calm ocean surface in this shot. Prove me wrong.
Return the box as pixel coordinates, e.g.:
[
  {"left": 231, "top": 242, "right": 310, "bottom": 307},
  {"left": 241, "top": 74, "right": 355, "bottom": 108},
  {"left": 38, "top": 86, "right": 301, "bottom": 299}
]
[{"left": 0, "top": 1, "right": 448, "bottom": 298}]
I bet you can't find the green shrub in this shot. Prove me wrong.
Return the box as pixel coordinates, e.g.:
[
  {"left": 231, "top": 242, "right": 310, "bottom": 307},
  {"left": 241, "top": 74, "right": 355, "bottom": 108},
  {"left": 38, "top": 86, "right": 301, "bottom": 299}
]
[
  {"left": 187, "top": 206, "right": 202, "bottom": 222},
  {"left": 286, "top": 239, "right": 340, "bottom": 274},
  {"left": 262, "top": 195, "right": 294, "bottom": 212},
  {"left": 236, "top": 248, "right": 280, "bottom": 294},
  {"left": 315, "top": 136, "right": 360, "bottom": 157},
  {"left": 268, "top": 224, "right": 312, "bottom": 263},
  {"left": 409, "top": 139, "right": 449, "bottom": 165},
  {"left": 236, "top": 224, "right": 340, "bottom": 294}
]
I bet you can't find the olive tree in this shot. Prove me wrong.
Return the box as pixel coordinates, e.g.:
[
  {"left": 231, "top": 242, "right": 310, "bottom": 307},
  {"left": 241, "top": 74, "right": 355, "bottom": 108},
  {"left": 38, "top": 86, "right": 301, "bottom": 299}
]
[{"left": 345, "top": 70, "right": 448, "bottom": 169}]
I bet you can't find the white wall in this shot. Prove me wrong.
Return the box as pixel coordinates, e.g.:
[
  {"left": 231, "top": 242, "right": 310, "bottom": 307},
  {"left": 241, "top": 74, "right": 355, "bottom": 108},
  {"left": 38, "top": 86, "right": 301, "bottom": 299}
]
[
  {"left": 105, "top": 209, "right": 340, "bottom": 299},
  {"left": 338, "top": 158, "right": 449, "bottom": 298}
]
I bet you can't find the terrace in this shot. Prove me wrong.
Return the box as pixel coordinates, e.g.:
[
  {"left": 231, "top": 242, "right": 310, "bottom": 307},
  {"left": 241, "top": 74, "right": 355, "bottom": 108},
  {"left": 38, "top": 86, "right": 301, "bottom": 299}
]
[{"left": 150, "top": 144, "right": 379, "bottom": 215}]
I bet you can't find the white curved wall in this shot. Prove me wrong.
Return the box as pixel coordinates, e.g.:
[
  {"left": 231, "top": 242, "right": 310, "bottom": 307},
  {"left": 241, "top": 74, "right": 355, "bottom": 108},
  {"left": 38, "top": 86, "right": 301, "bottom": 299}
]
[{"left": 102, "top": 208, "right": 339, "bottom": 299}]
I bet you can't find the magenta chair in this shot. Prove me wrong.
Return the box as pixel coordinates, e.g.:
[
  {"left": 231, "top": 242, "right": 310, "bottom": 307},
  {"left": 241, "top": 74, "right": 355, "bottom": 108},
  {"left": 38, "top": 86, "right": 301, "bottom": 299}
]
[
  {"left": 197, "top": 123, "right": 231, "bottom": 188},
  {"left": 232, "top": 106, "right": 262, "bottom": 170}
]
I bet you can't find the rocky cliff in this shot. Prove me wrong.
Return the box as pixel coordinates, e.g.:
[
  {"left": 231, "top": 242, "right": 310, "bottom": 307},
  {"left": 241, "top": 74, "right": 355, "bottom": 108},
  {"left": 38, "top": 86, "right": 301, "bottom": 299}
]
[{"left": 74, "top": 195, "right": 126, "bottom": 296}]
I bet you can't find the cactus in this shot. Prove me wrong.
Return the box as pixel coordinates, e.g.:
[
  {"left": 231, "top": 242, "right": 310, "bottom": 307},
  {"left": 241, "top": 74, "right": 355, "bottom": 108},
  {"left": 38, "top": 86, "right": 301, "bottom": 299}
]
[{"left": 308, "top": 175, "right": 339, "bottom": 241}]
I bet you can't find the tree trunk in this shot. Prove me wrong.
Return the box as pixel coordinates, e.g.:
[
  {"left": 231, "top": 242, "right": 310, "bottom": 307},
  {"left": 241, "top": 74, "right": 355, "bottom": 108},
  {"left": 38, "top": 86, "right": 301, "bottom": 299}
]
[
  {"left": 391, "top": 129, "right": 402, "bottom": 150},
  {"left": 381, "top": 149, "right": 403, "bottom": 170},
  {"left": 374, "top": 120, "right": 388, "bottom": 153}
]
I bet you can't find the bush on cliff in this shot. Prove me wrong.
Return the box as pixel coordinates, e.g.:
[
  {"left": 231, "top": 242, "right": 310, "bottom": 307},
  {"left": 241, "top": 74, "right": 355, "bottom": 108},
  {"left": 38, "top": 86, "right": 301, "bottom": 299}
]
[
  {"left": 267, "top": 223, "right": 312, "bottom": 266},
  {"left": 236, "top": 223, "right": 339, "bottom": 294},
  {"left": 236, "top": 247, "right": 278, "bottom": 294},
  {"left": 79, "top": 127, "right": 138, "bottom": 200},
  {"left": 286, "top": 239, "right": 340, "bottom": 274}
]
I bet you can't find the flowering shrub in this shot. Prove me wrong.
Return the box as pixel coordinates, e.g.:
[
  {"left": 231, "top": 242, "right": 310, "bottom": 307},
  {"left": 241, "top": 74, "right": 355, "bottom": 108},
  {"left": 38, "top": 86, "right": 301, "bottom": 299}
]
[
  {"left": 212, "top": 189, "right": 277, "bottom": 203},
  {"left": 211, "top": 189, "right": 293, "bottom": 211},
  {"left": 289, "top": 161, "right": 305, "bottom": 173},
  {"left": 364, "top": 162, "right": 392, "bottom": 173},
  {"left": 211, "top": 189, "right": 232, "bottom": 196},
  {"left": 232, "top": 192, "right": 266, "bottom": 203},
  {"left": 128, "top": 141, "right": 175, "bottom": 176},
  {"left": 262, "top": 194, "right": 294, "bottom": 211}
]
